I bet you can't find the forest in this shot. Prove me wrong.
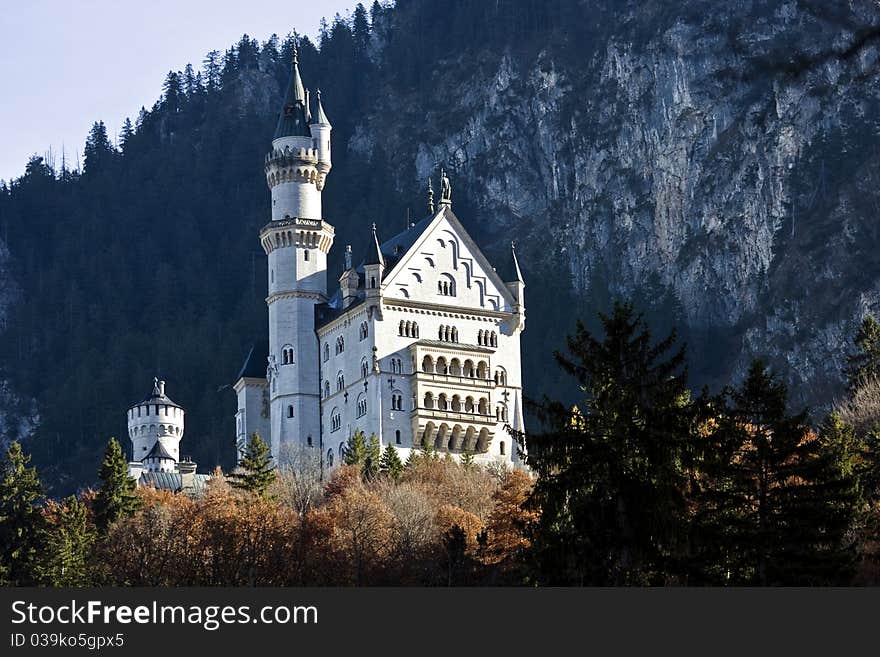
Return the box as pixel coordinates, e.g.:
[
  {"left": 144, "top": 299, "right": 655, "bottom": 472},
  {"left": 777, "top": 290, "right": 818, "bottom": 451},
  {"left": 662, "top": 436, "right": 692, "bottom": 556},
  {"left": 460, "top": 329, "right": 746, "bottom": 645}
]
[{"left": 2, "top": 302, "right": 880, "bottom": 586}]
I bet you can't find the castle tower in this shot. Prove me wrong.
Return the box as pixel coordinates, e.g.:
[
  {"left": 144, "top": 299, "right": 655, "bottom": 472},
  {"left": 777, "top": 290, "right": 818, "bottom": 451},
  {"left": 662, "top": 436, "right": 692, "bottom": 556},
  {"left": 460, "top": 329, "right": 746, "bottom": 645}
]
[
  {"left": 259, "top": 43, "right": 335, "bottom": 460},
  {"left": 127, "top": 378, "right": 185, "bottom": 474}
]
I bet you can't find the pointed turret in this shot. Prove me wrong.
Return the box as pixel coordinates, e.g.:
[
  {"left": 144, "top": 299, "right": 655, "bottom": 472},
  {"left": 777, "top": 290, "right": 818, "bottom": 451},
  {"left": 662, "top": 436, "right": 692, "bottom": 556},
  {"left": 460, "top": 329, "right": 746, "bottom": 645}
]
[
  {"left": 364, "top": 223, "right": 385, "bottom": 267},
  {"left": 364, "top": 223, "right": 385, "bottom": 319},
  {"left": 310, "top": 88, "right": 332, "bottom": 179},
  {"left": 502, "top": 242, "right": 525, "bottom": 331},
  {"left": 274, "top": 43, "right": 311, "bottom": 139},
  {"left": 313, "top": 89, "right": 331, "bottom": 127}
]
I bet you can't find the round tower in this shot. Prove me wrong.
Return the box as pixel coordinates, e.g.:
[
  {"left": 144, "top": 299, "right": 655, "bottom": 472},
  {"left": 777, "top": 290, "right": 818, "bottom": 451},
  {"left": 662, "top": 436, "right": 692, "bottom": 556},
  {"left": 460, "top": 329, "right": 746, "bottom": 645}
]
[
  {"left": 127, "top": 378, "right": 185, "bottom": 470},
  {"left": 260, "top": 43, "right": 335, "bottom": 461}
]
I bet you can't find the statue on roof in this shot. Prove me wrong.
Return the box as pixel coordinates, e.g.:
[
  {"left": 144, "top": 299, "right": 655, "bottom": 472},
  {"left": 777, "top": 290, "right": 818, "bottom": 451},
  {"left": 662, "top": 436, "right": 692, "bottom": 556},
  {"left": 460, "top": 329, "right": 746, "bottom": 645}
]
[{"left": 440, "top": 169, "right": 452, "bottom": 204}]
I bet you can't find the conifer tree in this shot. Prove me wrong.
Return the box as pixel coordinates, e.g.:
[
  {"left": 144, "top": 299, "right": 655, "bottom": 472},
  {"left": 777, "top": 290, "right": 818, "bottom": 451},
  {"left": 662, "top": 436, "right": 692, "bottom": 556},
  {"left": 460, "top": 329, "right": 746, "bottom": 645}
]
[
  {"left": 379, "top": 444, "right": 404, "bottom": 481},
  {"left": 0, "top": 442, "right": 45, "bottom": 585},
  {"left": 230, "top": 432, "right": 276, "bottom": 496},
  {"left": 119, "top": 118, "right": 135, "bottom": 151},
  {"left": 459, "top": 449, "right": 475, "bottom": 468},
  {"left": 363, "top": 433, "right": 381, "bottom": 480},
  {"left": 521, "top": 301, "right": 694, "bottom": 585},
  {"left": 83, "top": 121, "right": 114, "bottom": 174},
  {"left": 343, "top": 429, "right": 368, "bottom": 466},
  {"left": 94, "top": 437, "right": 140, "bottom": 532},
  {"left": 32, "top": 496, "right": 96, "bottom": 586},
  {"left": 845, "top": 315, "right": 880, "bottom": 393},
  {"left": 692, "top": 362, "right": 864, "bottom": 585}
]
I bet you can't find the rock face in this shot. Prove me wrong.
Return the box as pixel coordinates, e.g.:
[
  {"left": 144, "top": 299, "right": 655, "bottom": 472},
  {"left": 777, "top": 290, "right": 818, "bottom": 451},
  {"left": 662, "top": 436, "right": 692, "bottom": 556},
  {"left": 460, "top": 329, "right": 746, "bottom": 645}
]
[{"left": 354, "top": 0, "right": 880, "bottom": 406}]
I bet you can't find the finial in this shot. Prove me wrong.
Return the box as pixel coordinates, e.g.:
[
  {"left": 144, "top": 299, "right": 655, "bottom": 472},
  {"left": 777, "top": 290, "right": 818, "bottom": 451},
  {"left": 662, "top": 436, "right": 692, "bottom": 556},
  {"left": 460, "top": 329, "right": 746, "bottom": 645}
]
[
  {"left": 345, "top": 244, "right": 353, "bottom": 270},
  {"left": 440, "top": 169, "right": 452, "bottom": 205},
  {"left": 372, "top": 222, "right": 377, "bottom": 236},
  {"left": 152, "top": 377, "right": 160, "bottom": 396},
  {"left": 511, "top": 240, "right": 516, "bottom": 251},
  {"left": 427, "top": 178, "right": 435, "bottom": 215},
  {"left": 292, "top": 40, "right": 299, "bottom": 65}
]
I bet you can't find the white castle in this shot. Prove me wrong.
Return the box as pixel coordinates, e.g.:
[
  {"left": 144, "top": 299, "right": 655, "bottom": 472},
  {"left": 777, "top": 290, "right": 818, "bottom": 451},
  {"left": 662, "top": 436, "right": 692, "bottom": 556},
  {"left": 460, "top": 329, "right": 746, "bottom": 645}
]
[{"left": 233, "top": 46, "right": 526, "bottom": 468}]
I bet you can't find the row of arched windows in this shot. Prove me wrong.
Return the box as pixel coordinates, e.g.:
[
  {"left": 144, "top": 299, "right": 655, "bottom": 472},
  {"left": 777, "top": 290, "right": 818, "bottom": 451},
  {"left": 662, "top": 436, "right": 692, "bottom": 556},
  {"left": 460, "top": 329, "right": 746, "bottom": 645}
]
[
  {"left": 438, "top": 325, "right": 459, "bottom": 343},
  {"left": 390, "top": 357, "right": 404, "bottom": 374},
  {"left": 399, "top": 320, "right": 420, "bottom": 337},
  {"left": 437, "top": 278, "right": 456, "bottom": 296},
  {"left": 420, "top": 422, "right": 492, "bottom": 453},
  {"left": 423, "top": 392, "right": 491, "bottom": 415},
  {"left": 421, "top": 355, "right": 494, "bottom": 379},
  {"left": 477, "top": 330, "right": 498, "bottom": 347},
  {"left": 391, "top": 393, "right": 404, "bottom": 410},
  {"left": 130, "top": 424, "right": 181, "bottom": 438}
]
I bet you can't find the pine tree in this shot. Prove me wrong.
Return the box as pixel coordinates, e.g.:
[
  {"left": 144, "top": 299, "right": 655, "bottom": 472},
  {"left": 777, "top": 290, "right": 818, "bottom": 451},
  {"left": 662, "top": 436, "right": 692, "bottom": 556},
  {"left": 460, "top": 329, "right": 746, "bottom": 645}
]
[
  {"left": 845, "top": 315, "right": 880, "bottom": 393},
  {"left": 202, "top": 50, "right": 221, "bottom": 91},
  {"left": 693, "top": 362, "right": 864, "bottom": 585},
  {"left": 343, "top": 429, "right": 368, "bottom": 466},
  {"left": 119, "top": 118, "right": 135, "bottom": 151},
  {"left": 229, "top": 432, "right": 276, "bottom": 496},
  {"left": 32, "top": 495, "right": 96, "bottom": 586},
  {"left": 379, "top": 444, "right": 404, "bottom": 481},
  {"left": 0, "top": 442, "right": 45, "bottom": 585},
  {"left": 459, "top": 449, "right": 475, "bottom": 468},
  {"left": 94, "top": 437, "right": 140, "bottom": 532},
  {"left": 83, "top": 121, "right": 114, "bottom": 175},
  {"left": 522, "top": 301, "right": 694, "bottom": 585},
  {"left": 363, "top": 433, "right": 381, "bottom": 480}
]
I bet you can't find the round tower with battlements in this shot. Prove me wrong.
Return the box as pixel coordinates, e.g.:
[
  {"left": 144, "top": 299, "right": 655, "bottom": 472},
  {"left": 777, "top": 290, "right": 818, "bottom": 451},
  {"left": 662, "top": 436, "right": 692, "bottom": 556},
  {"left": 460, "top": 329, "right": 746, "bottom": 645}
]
[{"left": 127, "top": 378, "right": 185, "bottom": 472}]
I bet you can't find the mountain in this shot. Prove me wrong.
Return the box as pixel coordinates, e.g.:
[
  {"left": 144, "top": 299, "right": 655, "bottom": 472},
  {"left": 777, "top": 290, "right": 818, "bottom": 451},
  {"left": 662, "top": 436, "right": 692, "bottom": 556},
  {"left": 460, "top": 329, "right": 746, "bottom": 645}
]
[{"left": 1, "top": 0, "right": 880, "bottom": 493}]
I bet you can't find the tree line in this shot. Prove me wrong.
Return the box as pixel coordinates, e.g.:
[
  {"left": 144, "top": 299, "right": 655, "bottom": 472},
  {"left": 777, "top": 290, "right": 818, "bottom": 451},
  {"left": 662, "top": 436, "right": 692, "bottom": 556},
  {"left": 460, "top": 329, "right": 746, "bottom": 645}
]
[{"left": 2, "top": 302, "right": 879, "bottom": 586}]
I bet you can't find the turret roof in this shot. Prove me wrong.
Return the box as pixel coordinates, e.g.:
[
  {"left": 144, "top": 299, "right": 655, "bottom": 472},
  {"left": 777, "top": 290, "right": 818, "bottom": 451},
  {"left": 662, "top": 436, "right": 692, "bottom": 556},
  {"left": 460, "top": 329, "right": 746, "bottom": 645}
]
[
  {"left": 145, "top": 441, "right": 175, "bottom": 461},
  {"left": 364, "top": 223, "right": 385, "bottom": 267},
  {"left": 130, "top": 378, "right": 183, "bottom": 410},
  {"left": 497, "top": 241, "right": 525, "bottom": 284},
  {"left": 314, "top": 89, "right": 331, "bottom": 127},
  {"left": 273, "top": 44, "right": 311, "bottom": 139}
]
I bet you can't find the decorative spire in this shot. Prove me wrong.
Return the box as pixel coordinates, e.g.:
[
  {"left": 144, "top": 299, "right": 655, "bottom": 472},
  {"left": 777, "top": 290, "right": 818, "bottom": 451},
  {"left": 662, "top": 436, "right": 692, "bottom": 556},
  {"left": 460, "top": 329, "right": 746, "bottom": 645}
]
[
  {"left": 291, "top": 42, "right": 305, "bottom": 103},
  {"left": 344, "top": 244, "right": 353, "bottom": 270},
  {"left": 507, "top": 240, "right": 524, "bottom": 283},
  {"left": 304, "top": 88, "right": 311, "bottom": 123},
  {"left": 273, "top": 39, "right": 310, "bottom": 139},
  {"left": 365, "top": 223, "right": 385, "bottom": 266},
  {"left": 427, "top": 178, "right": 435, "bottom": 215},
  {"left": 313, "top": 88, "right": 331, "bottom": 127}
]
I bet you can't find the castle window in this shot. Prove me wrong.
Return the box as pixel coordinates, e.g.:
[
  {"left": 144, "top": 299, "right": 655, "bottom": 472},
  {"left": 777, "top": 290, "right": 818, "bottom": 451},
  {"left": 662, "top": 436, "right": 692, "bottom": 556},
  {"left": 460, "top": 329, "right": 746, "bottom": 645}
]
[
  {"left": 438, "top": 274, "right": 456, "bottom": 297},
  {"left": 324, "top": 343, "right": 330, "bottom": 361},
  {"left": 327, "top": 449, "right": 334, "bottom": 466},
  {"left": 304, "top": 249, "right": 310, "bottom": 261},
  {"left": 422, "top": 355, "right": 434, "bottom": 373},
  {"left": 271, "top": 269, "right": 274, "bottom": 284},
  {"left": 287, "top": 405, "right": 294, "bottom": 418},
  {"left": 357, "top": 394, "right": 367, "bottom": 418},
  {"left": 307, "top": 435, "right": 313, "bottom": 447},
  {"left": 323, "top": 380, "right": 330, "bottom": 399},
  {"left": 359, "top": 321, "right": 368, "bottom": 341},
  {"left": 500, "top": 441, "right": 506, "bottom": 456},
  {"left": 495, "top": 368, "right": 507, "bottom": 386},
  {"left": 395, "top": 430, "right": 401, "bottom": 445},
  {"left": 399, "top": 320, "right": 405, "bottom": 336},
  {"left": 337, "top": 372, "right": 345, "bottom": 392},
  {"left": 424, "top": 392, "right": 434, "bottom": 409},
  {"left": 330, "top": 409, "right": 341, "bottom": 432},
  {"left": 371, "top": 276, "right": 376, "bottom": 288},
  {"left": 361, "top": 358, "right": 369, "bottom": 379},
  {"left": 412, "top": 322, "right": 419, "bottom": 338}
]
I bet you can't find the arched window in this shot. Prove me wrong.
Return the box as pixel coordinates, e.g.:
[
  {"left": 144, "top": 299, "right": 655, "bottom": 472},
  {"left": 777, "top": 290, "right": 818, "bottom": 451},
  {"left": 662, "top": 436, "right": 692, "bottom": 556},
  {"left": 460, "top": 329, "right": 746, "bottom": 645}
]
[
  {"left": 371, "top": 276, "right": 377, "bottom": 288},
  {"left": 413, "top": 322, "right": 419, "bottom": 338},
  {"left": 422, "top": 355, "right": 434, "bottom": 373},
  {"left": 360, "top": 321, "right": 368, "bottom": 340},
  {"left": 327, "top": 450, "right": 334, "bottom": 466},
  {"left": 491, "top": 332, "right": 498, "bottom": 347},
  {"left": 465, "top": 396, "right": 474, "bottom": 413},
  {"left": 424, "top": 392, "right": 434, "bottom": 409},
  {"left": 337, "top": 371, "right": 345, "bottom": 392},
  {"left": 330, "top": 409, "right": 341, "bottom": 432},
  {"left": 356, "top": 394, "right": 367, "bottom": 418},
  {"left": 438, "top": 393, "right": 448, "bottom": 411},
  {"left": 323, "top": 380, "right": 330, "bottom": 399},
  {"left": 495, "top": 368, "right": 507, "bottom": 386},
  {"left": 436, "top": 356, "right": 448, "bottom": 374},
  {"left": 438, "top": 325, "right": 445, "bottom": 340},
  {"left": 304, "top": 249, "right": 310, "bottom": 261},
  {"left": 323, "top": 343, "right": 330, "bottom": 361},
  {"left": 287, "top": 404, "right": 294, "bottom": 418},
  {"left": 395, "top": 430, "right": 401, "bottom": 445},
  {"left": 361, "top": 358, "right": 369, "bottom": 379},
  {"left": 478, "top": 398, "right": 489, "bottom": 415},
  {"left": 478, "top": 330, "right": 484, "bottom": 346},
  {"left": 399, "top": 320, "right": 405, "bottom": 336},
  {"left": 500, "top": 441, "right": 506, "bottom": 456},
  {"left": 307, "top": 435, "right": 313, "bottom": 447},
  {"left": 452, "top": 327, "right": 458, "bottom": 343}
]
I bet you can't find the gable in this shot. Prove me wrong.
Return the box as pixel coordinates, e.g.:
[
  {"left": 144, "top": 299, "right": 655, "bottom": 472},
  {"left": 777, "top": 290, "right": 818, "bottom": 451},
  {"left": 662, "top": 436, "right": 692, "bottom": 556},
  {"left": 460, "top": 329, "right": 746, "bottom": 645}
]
[{"left": 382, "top": 206, "right": 515, "bottom": 313}]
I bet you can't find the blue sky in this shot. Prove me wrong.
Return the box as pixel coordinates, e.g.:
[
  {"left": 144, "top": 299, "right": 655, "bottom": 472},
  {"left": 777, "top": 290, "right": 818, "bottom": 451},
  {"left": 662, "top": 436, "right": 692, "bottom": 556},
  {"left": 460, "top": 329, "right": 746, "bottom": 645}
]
[{"left": 0, "top": 0, "right": 355, "bottom": 182}]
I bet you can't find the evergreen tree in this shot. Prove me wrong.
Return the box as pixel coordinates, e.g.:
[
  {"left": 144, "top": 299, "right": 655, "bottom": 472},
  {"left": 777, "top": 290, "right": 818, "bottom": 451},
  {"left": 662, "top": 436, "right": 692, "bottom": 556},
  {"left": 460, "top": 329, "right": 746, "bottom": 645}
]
[
  {"left": 202, "top": 50, "right": 221, "bottom": 91},
  {"left": 692, "top": 362, "right": 864, "bottom": 585},
  {"left": 845, "top": 315, "right": 880, "bottom": 393},
  {"left": 343, "top": 429, "right": 368, "bottom": 466},
  {"left": 31, "top": 496, "right": 96, "bottom": 586},
  {"left": 229, "top": 432, "right": 276, "bottom": 496},
  {"left": 521, "top": 301, "right": 694, "bottom": 585},
  {"left": 352, "top": 3, "right": 371, "bottom": 56},
  {"left": 363, "top": 433, "right": 381, "bottom": 480},
  {"left": 94, "top": 437, "right": 140, "bottom": 532},
  {"left": 379, "top": 444, "right": 404, "bottom": 481},
  {"left": 183, "top": 63, "right": 198, "bottom": 97},
  {"left": 459, "top": 449, "right": 475, "bottom": 468},
  {"left": 118, "top": 118, "right": 135, "bottom": 150},
  {"left": 83, "top": 121, "right": 114, "bottom": 174},
  {"left": 0, "top": 442, "right": 45, "bottom": 585}
]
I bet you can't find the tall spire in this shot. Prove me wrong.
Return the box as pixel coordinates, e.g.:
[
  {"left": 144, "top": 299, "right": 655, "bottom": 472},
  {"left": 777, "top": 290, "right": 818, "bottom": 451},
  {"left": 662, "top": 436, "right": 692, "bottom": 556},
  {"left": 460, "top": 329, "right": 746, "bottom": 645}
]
[
  {"left": 364, "top": 223, "right": 385, "bottom": 267},
  {"left": 273, "top": 39, "right": 311, "bottom": 139},
  {"left": 313, "top": 88, "right": 331, "bottom": 127}
]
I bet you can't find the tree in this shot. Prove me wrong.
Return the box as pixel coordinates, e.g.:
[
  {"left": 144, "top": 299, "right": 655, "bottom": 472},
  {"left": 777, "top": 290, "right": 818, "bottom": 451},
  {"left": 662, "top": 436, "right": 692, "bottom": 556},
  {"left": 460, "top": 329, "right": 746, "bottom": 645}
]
[
  {"left": 343, "top": 429, "right": 368, "bottom": 466},
  {"left": 230, "top": 432, "right": 276, "bottom": 496},
  {"left": 0, "top": 442, "right": 45, "bottom": 585},
  {"left": 363, "top": 433, "right": 381, "bottom": 480},
  {"left": 32, "top": 495, "right": 96, "bottom": 586},
  {"left": 692, "top": 361, "right": 864, "bottom": 585},
  {"left": 521, "top": 301, "right": 694, "bottom": 585},
  {"left": 83, "top": 121, "right": 114, "bottom": 174},
  {"left": 94, "top": 437, "right": 140, "bottom": 532},
  {"left": 202, "top": 50, "right": 221, "bottom": 91},
  {"left": 379, "top": 444, "right": 404, "bottom": 481},
  {"left": 118, "top": 118, "right": 135, "bottom": 151},
  {"left": 846, "top": 315, "right": 880, "bottom": 394},
  {"left": 459, "top": 449, "right": 475, "bottom": 468}
]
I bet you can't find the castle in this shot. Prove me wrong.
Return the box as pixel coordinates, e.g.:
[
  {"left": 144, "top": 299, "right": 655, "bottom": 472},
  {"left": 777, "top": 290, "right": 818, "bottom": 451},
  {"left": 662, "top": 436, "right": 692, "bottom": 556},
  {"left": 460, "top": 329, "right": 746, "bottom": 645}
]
[{"left": 232, "top": 46, "right": 527, "bottom": 468}]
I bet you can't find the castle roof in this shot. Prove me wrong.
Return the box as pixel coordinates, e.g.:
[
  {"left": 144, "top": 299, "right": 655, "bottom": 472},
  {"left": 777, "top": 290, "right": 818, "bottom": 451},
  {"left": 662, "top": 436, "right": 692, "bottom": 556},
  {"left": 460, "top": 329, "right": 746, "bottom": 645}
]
[
  {"left": 497, "top": 242, "right": 525, "bottom": 284},
  {"left": 273, "top": 45, "right": 311, "bottom": 140},
  {"left": 130, "top": 378, "right": 183, "bottom": 410},
  {"left": 364, "top": 223, "right": 385, "bottom": 267},
  {"left": 145, "top": 441, "right": 175, "bottom": 461},
  {"left": 139, "top": 471, "right": 211, "bottom": 495}
]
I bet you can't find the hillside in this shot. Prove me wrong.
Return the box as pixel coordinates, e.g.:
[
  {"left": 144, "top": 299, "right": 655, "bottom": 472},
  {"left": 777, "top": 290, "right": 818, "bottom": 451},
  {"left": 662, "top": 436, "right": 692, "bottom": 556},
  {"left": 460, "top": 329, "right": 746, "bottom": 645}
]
[{"left": 2, "top": 0, "right": 880, "bottom": 492}]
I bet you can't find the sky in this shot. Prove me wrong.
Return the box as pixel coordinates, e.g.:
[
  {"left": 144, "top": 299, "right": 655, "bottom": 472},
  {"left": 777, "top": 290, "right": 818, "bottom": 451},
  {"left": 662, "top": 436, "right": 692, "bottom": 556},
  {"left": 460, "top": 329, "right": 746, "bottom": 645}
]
[{"left": 0, "top": 0, "right": 355, "bottom": 182}]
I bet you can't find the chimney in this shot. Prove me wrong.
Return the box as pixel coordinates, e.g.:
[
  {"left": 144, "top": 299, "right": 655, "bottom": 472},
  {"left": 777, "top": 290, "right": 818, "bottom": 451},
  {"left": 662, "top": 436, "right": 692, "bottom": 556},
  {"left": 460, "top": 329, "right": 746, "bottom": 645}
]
[
  {"left": 158, "top": 380, "right": 166, "bottom": 396},
  {"left": 178, "top": 459, "right": 196, "bottom": 493}
]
